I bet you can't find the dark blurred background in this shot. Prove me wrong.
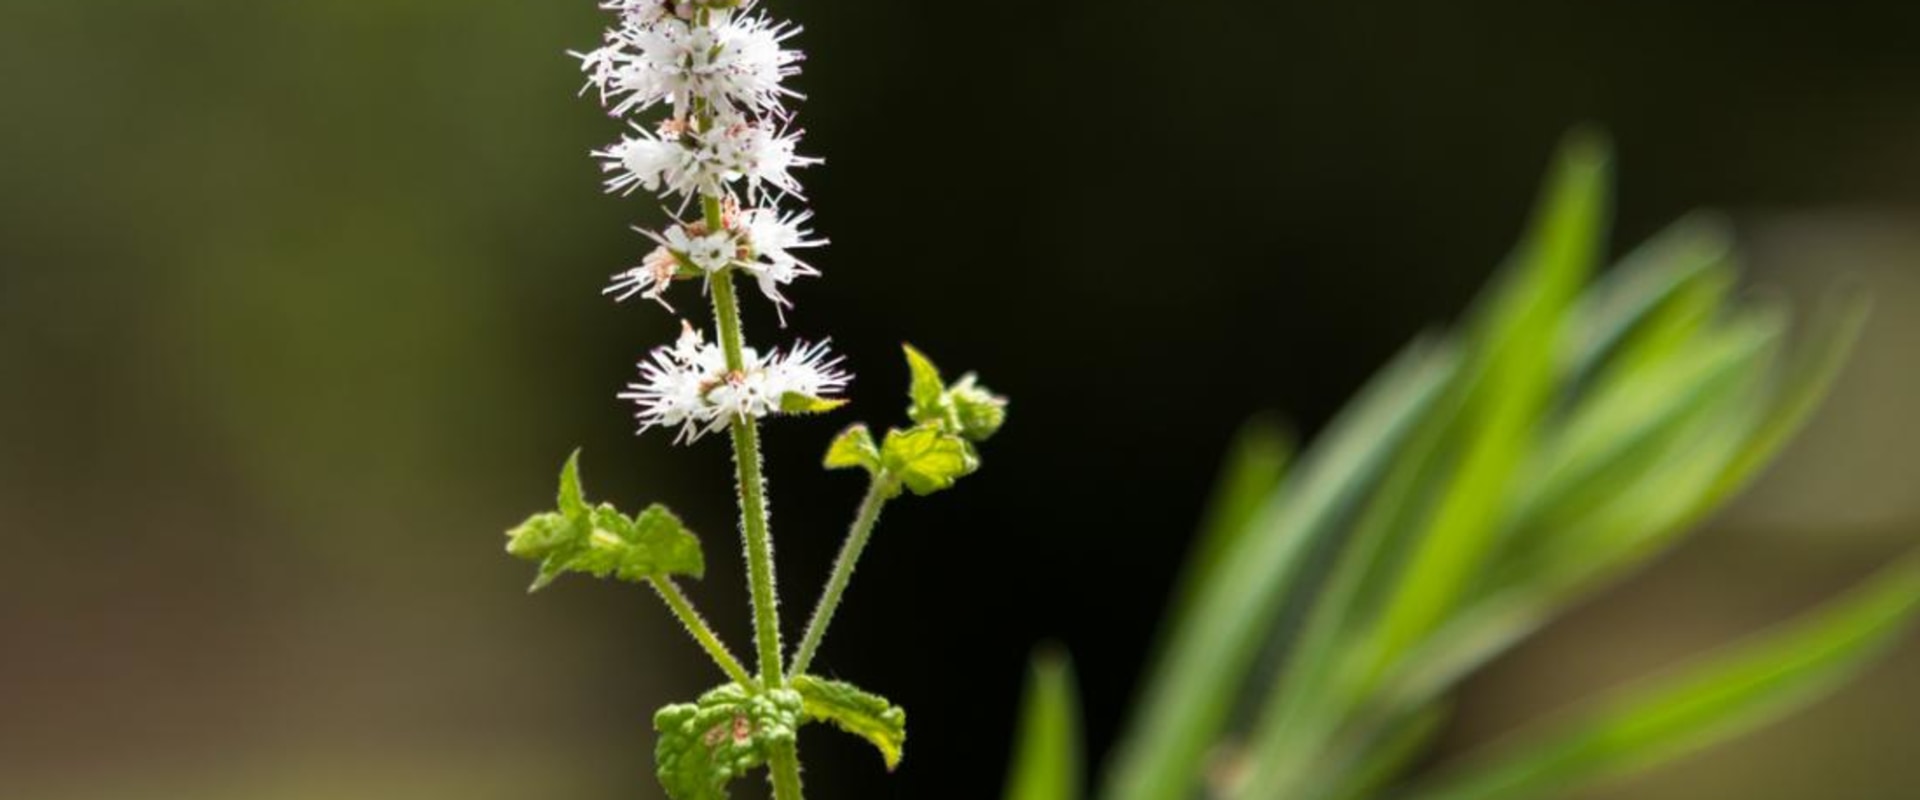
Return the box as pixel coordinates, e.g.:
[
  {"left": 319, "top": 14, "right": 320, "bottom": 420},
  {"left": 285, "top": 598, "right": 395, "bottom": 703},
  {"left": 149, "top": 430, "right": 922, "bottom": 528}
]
[{"left": 3, "top": 1, "right": 1918, "bottom": 798}]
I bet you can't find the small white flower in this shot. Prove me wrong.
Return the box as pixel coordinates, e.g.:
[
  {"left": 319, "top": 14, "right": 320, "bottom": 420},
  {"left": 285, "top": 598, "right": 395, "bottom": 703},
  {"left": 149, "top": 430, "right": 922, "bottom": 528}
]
[
  {"left": 604, "top": 245, "right": 683, "bottom": 309},
  {"left": 712, "top": 114, "right": 816, "bottom": 198},
  {"left": 594, "top": 125, "right": 691, "bottom": 195},
  {"left": 736, "top": 207, "right": 824, "bottom": 314},
  {"left": 663, "top": 225, "right": 735, "bottom": 272},
  {"left": 575, "top": 11, "right": 801, "bottom": 119},
  {"left": 596, "top": 116, "right": 815, "bottom": 201},
  {"left": 620, "top": 323, "right": 850, "bottom": 444}
]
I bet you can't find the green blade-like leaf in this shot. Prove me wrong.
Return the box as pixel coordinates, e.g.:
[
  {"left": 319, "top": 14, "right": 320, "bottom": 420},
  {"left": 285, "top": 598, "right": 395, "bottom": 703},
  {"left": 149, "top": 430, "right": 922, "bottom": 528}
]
[
  {"left": 1376, "top": 296, "right": 1869, "bottom": 724},
  {"left": 881, "top": 425, "right": 979, "bottom": 496},
  {"left": 1234, "top": 347, "right": 1471, "bottom": 797},
  {"left": 1705, "top": 289, "right": 1871, "bottom": 507},
  {"left": 1155, "top": 417, "right": 1294, "bottom": 658},
  {"left": 824, "top": 423, "right": 882, "bottom": 473},
  {"left": 1004, "top": 646, "right": 1083, "bottom": 800},
  {"left": 792, "top": 675, "right": 908, "bottom": 770},
  {"left": 1103, "top": 335, "right": 1458, "bottom": 800},
  {"left": 1363, "top": 131, "right": 1610, "bottom": 671},
  {"left": 1562, "top": 214, "right": 1734, "bottom": 388},
  {"left": 1411, "top": 550, "right": 1920, "bottom": 800},
  {"left": 654, "top": 684, "right": 804, "bottom": 800}
]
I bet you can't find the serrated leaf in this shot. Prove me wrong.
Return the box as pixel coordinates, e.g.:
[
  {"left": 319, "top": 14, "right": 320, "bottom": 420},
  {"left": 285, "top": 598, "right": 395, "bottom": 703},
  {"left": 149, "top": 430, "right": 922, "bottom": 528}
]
[
  {"left": 824, "top": 424, "right": 882, "bottom": 473},
  {"left": 881, "top": 425, "right": 979, "bottom": 496},
  {"left": 655, "top": 684, "right": 804, "bottom": 800},
  {"left": 792, "top": 675, "right": 908, "bottom": 771},
  {"left": 506, "top": 453, "right": 705, "bottom": 591},
  {"left": 780, "top": 391, "right": 848, "bottom": 415},
  {"left": 903, "top": 344, "right": 946, "bottom": 424},
  {"left": 1004, "top": 646, "right": 1084, "bottom": 800},
  {"left": 1413, "top": 550, "right": 1920, "bottom": 800}
]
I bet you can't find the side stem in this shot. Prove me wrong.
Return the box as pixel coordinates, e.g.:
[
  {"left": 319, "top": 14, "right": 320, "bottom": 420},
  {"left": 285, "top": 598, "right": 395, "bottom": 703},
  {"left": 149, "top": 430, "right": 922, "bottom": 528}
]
[
  {"left": 790, "top": 475, "right": 897, "bottom": 676},
  {"left": 650, "top": 577, "right": 756, "bottom": 689}
]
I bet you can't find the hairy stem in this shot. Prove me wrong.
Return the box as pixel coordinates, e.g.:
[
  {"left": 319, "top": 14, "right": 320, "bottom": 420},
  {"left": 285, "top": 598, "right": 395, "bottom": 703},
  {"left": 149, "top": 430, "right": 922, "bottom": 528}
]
[
  {"left": 709, "top": 266, "right": 786, "bottom": 687},
  {"left": 704, "top": 199, "right": 806, "bottom": 800},
  {"left": 790, "top": 476, "right": 897, "bottom": 676},
  {"left": 650, "top": 577, "right": 756, "bottom": 689},
  {"left": 769, "top": 740, "right": 805, "bottom": 799}
]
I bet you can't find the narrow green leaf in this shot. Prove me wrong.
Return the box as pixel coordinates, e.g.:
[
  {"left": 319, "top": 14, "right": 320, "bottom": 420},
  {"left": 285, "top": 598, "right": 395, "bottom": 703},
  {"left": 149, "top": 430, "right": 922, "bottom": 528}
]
[
  {"left": 1562, "top": 214, "right": 1734, "bottom": 388},
  {"left": 1705, "top": 290, "right": 1871, "bottom": 507},
  {"left": 824, "top": 424, "right": 882, "bottom": 473},
  {"left": 1233, "top": 347, "right": 1470, "bottom": 797},
  {"left": 1364, "top": 132, "right": 1610, "bottom": 670},
  {"left": 903, "top": 344, "right": 947, "bottom": 424},
  {"left": 1413, "top": 550, "right": 1920, "bottom": 800},
  {"left": 1103, "top": 336, "right": 1458, "bottom": 800},
  {"left": 781, "top": 391, "right": 848, "bottom": 415},
  {"left": 881, "top": 425, "right": 979, "bottom": 496},
  {"left": 791, "top": 675, "right": 908, "bottom": 771},
  {"left": 1004, "top": 646, "right": 1083, "bottom": 800},
  {"left": 1326, "top": 704, "right": 1450, "bottom": 800},
  {"left": 1156, "top": 417, "right": 1294, "bottom": 657},
  {"left": 655, "top": 684, "right": 804, "bottom": 800}
]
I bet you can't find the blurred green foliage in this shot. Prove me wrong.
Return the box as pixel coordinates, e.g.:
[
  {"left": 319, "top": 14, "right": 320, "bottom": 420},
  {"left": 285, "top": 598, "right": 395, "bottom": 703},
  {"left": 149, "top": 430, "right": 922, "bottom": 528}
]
[{"left": 1005, "top": 138, "right": 1917, "bottom": 800}]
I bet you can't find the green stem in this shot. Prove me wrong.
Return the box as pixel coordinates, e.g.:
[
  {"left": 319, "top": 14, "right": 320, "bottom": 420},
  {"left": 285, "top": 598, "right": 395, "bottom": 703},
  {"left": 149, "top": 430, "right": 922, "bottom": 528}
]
[
  {"left": 769, "top": 740, "right": 805, "bottom": 799},
  {"left": 707, "top": 245, "right": 783, "bottom": 689},
  {"left": 790, "top": 475, "right": 897, "bottom": 676},
  {"left": 650, "top": 577, "right": 756, "bottom": 689},
  {"left": 707, "top": 243, "right": 807, "bottom": 800}
]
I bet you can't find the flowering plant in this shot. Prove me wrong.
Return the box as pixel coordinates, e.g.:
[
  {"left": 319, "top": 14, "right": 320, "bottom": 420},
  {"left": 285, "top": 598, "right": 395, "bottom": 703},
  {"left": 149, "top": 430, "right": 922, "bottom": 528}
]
[
  {"left": 504, "top": 4, "right": 1920, "bottom": 800},
  {"left": 503, "top": 2, "right": 1004, "bottom": 798}
]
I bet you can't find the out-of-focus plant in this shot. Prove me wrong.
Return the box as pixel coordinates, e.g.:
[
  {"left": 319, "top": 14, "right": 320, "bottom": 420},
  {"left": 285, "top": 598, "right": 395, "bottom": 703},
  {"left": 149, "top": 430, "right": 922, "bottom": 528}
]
[
  {"left": 1005, "top": 134, "right": 1920, "bottom": 800},
  {"left": 500, "top": 2, "right": 1005, "bottom": 798}
]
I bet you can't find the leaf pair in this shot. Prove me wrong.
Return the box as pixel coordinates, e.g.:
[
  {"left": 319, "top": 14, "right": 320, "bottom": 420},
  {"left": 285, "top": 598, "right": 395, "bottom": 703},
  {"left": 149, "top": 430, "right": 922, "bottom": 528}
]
[
  {"left": 826, "top": 345, "right": 1006, "bottom": 497},
  {"left": 655, "top": 677, "right": 909, "bottom": 800},
  {"left": 504, "top": 451, "right": 704, "bottom": 591}
]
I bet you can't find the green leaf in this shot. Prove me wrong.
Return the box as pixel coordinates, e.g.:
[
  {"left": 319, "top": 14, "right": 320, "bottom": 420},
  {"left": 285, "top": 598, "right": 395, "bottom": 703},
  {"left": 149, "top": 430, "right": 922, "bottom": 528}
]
[
  {"left": 505, "top": 452, "right": 705, "bottom": 591},
  {"left": 1413, "top": 550, "right": 1920, "bottom": 800},
  {"left": 780, "top": 391, "right": 848, "bottom": 415},
  {"left": 950, "top": 374, "right": 1010, "bottom": 441},
  {"left": 791, "top": 675, "right": 908, "bottom": 771},
  {"left": 558, "top": 448, "right": 588, "bottom": 518},
  {"left": 654, "top": 684, "right": 804, "bottom": 800},
  {"left": 1154, "top": 417, "right": 1294, "bottom": 662},
  {"left": 1103, "top": 335, "right": 1458, "bottom": 800},
  {"left": 824, "top": 424, "right": 882, "bottom": 473},
  {"left": 1004, "top": 646, "right": 1084, "bottom": 800},
  {"left": 881, "top": 425, "right": 979, "bottom": 496},
  {"left": 903, "top": 344, "right": 948, "bottom": 425},
  {"left": 1363, "top": 131, "right": 1610, "bottom": 672}
]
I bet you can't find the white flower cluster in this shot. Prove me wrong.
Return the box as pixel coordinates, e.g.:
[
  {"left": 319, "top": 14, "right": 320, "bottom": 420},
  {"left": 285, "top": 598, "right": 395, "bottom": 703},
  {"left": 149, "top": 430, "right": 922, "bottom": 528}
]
[
  {"left": 576, "top": 0, "right": 843, "bottom": 442},
  {"left": 621, "top": 324, "right": 849, "bottom": 444}
]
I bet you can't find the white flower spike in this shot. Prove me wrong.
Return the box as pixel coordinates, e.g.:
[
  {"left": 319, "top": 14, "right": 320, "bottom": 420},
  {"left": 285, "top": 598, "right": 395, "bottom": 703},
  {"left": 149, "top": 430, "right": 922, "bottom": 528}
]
[{"left": 582, "top": 0, "right": 843, "bottom": 444}]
